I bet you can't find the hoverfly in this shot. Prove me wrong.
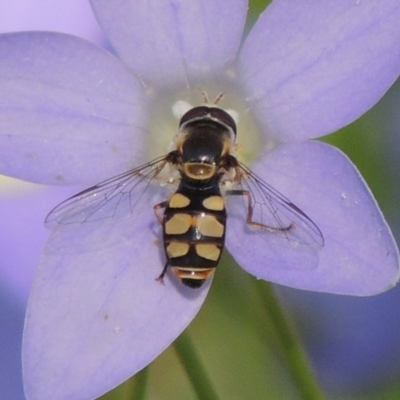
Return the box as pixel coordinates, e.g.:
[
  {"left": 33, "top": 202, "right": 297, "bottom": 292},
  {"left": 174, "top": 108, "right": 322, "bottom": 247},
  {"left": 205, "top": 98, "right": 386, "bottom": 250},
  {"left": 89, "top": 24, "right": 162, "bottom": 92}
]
[{"left": 46, "top": 104, "right": 324, "bottom": 288}]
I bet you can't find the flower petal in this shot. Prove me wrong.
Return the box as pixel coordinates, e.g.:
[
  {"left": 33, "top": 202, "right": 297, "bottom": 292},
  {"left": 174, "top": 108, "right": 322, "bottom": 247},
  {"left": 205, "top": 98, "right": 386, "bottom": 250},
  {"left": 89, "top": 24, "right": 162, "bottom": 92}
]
[
  {"left": 23, "top": 186, "right": 211, "bottom": 399},
  {"left": 0, "top": 0, "right": 104, "bottom": 43},
  {"left": 226, "top": 141, "right": 400, "bottom": 295},
  {"left": 90, "top": 0, "right": 248, "bottom": 85},
  {"left": 0, "top": 182, "right": 75, "bottom": 302},
  {"left": 238, "top": 0, "right": 400, "bottom": 140},
  {"left": 0, "top": 32, "right": 147, "bottom": 186}
]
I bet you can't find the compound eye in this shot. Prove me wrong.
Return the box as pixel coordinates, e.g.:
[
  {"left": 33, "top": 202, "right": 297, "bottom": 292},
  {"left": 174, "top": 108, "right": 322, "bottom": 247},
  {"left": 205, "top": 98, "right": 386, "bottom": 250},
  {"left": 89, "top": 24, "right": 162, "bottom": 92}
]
[
  {"left": 208, "top": 108, "right": 237, "bottom": 135},
  {"left": 184, "top": 163, "right": 216, "bottom": 180},
  {"left": 179, "top": 106, "right": 209, "bottom": 127}
]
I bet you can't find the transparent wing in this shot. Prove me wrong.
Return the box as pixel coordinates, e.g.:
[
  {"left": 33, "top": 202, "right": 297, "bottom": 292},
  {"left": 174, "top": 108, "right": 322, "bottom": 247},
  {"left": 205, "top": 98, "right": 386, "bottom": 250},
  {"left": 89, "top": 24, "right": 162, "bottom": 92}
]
[
  {"left": 226, "top": 162, "right": 324, "bottom": 247},
  {"left": 45, "top": 156, "right": 172, "bottom": 228}
]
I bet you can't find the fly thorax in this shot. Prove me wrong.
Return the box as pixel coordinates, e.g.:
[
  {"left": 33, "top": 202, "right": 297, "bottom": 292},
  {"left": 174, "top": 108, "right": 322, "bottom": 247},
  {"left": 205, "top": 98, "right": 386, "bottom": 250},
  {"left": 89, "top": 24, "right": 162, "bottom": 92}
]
[{"left": 180, "top": 121, "right": 233, "bottom": 182}]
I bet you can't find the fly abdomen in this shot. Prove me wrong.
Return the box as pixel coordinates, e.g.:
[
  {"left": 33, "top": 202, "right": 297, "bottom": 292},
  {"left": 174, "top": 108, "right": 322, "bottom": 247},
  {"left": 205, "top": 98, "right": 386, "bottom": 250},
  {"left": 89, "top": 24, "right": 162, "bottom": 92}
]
[{"left": 163, "top": 188, "right": 227, "bottom": 288}]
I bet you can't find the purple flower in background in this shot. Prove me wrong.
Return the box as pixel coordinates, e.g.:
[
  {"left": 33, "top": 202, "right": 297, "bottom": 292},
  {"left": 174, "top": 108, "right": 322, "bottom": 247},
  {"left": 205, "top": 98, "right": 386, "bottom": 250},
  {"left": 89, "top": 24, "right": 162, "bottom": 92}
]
[
  {"left": 280, "top": 284, "right": 400, "bottom": 394},
  {"left": 0, "top": 285, "right": 25, "bottom": 400},
  {"left": 0, "top": 185, "right": 71, "bottom": 400},
  {"left": 1, "top": 0, "right": 400, "bottom": 399}
]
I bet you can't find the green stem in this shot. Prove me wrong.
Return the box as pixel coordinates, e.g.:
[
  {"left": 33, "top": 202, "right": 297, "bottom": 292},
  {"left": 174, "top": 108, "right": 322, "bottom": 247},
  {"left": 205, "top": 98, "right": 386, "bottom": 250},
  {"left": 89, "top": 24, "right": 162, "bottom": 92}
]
[
  {"left": 130, "top": 367, "right": 149, "bottom": 400},
  {"left": 173, "top": 329, "right": 220, "bottom": 400},
  {"left": 98, "top": 366, "right": 148, "bottom": 400},
  {"left": 254, "top": 281, "right": 326, "bottom": 400}
]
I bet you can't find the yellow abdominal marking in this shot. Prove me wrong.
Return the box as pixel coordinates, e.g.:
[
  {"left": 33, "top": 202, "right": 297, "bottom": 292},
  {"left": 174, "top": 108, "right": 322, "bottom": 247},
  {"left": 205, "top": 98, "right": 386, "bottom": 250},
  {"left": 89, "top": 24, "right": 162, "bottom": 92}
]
[
  {"left": 165, "top": 213, "right": 192, "bottom": 234},
  {"left": 202, "top": 195, "right": 224, "bottom": 211},
  {"left": 166, "top": 242, "right": 190, "bottom": 258},
  {"left": 169, "top": 193, "right": 191, "bottom": 208},
  {"left": 171, "top": 267, "right": 215, "bottom": 280},
  {"left": 196, "top": 215, "right": 224, "bottom": 237},
  {"left": 195, "top": 244, "right": 221, "bottom": 261}
]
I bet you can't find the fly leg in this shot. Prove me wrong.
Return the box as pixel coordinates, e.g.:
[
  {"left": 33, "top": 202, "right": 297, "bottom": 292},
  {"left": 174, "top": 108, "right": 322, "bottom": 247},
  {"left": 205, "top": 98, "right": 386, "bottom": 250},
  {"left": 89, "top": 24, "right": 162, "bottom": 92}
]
[
  {"left": 156, "top": 262, "right": 168, "bottom": 285},
  {"left": 226, "top": 189, "right": 293, "bottom": 232},
  {"left": 153, "top": 201, "right": 169, "bottom": 284},
  {"left": 153, "top": 200, "right": 168, "bottom": 224}
]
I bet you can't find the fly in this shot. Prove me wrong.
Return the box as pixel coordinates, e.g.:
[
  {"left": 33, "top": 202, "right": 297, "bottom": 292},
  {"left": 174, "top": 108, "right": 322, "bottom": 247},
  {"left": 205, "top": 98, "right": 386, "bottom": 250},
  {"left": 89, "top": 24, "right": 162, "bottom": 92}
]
[{"left": 46, "top": 105, "right": 324, "bottom": 288}]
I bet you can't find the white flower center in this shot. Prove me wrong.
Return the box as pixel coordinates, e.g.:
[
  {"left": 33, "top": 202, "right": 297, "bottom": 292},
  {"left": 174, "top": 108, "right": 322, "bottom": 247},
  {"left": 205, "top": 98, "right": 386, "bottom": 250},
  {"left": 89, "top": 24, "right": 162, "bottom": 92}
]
[{"left": 143, "top": 79, "right": 265, "bottom": 166}]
